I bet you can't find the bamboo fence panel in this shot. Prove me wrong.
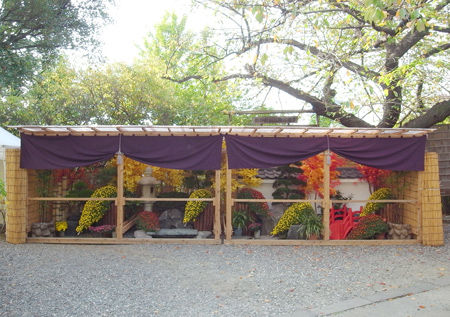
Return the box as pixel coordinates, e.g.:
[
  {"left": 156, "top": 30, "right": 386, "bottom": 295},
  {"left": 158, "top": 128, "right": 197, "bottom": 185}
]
[
  {"left": 421, "top": 152, "right": 444, "bottom": 246},
  {"left": 26, "top": 170, "right": 40, "bottom": 232},
  {"left": 398, "top": 171, "right": 420, "bottom": 235},
  {"left": 5, "top": 149, "right": 27, "bottom": 244}
]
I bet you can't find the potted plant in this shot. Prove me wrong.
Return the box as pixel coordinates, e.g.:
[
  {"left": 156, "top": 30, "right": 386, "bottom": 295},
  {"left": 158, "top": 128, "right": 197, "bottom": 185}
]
[
  {"left": 302, "top": 214, "right": 323, "bottom": 240},
  {"left": 232, "top": 210, "right": 249, "bottom": 236},
  {"left": 55, "top": 221, "right": 68, "bottom": 237},
  {"left": 347, "top": 214, "right": 389, "bottom": 240},
  {"left": 247, "top": 222, "right": 262, "bottom": 238}
]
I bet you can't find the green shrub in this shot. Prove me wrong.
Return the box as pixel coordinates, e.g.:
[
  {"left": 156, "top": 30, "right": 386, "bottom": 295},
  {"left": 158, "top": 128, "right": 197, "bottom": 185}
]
[
  {"left": 361, "top": 188, "right": 393, "bottom": 216},
  {"left": 271, "top": 202, "right": 314, "bottom": 236},
  {"left": 153, "top": 191, "right": 189, "bottom": 213}
]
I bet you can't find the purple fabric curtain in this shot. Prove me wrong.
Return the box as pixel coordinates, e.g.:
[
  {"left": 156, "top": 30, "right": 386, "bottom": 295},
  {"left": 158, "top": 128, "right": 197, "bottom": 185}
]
[
  {"left": 20, "top": 134, "right": 119, "bottom": 169},
  {"left": 329, "top": 136, "right": 426, "bottom": 171},
  {"left": 121, "top": 135, "right": 222, "bottom": 170},
  {"left": 225, "top": 134, "right": 328, "bottom": 169}
]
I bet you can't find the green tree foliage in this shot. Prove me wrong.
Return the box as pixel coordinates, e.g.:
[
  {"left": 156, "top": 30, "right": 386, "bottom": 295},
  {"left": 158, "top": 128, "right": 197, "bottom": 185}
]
[
  {"left": 159, "top": 0, "right": 450, "bottom": 128},
  {"left": 140, "top": 13, "right": 255, "bottom": 125},
  {"left": 1, "top": 57, "right": 178, "bottom": 126},
  {"left": 0, "top": 0, "right": 112, "bottom": 93},
  {"left": 1, "top": 13, "right": 257, "bottom": 127}
]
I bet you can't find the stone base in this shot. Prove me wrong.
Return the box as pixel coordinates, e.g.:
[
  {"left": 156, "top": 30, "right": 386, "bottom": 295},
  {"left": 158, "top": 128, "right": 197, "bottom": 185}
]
[{"left": 150, "top": 228, "right": 198, "bottom": 238}]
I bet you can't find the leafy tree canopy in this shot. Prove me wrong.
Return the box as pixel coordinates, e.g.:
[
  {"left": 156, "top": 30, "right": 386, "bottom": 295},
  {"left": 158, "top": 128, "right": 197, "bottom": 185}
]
[
  {"left": 0, "top": 0, "right": 112, "bottom": 93},
  {"left": 159, "top": 0, "right": 450, "bottom": 128},
  {"left": 0, "top": 13, "right": 256, "bottom": 127}
]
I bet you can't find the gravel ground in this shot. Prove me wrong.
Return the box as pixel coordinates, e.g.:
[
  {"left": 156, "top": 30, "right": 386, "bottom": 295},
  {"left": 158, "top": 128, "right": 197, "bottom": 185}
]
[{"left": 1, "top": 225, "right": 449, "bottom": 317}]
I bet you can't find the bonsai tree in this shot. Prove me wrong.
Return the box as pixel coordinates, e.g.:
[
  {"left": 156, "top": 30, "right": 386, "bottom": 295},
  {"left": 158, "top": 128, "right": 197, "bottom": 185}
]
[{"left": 272, "top": 163, "right": 305, "bottom": 202}]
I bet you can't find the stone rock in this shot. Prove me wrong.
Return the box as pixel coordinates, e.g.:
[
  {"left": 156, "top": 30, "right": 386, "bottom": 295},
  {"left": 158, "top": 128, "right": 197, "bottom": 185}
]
[
  {"left": 41, "top": 229, "right": 51, "bottom": 236},
  {"left": 159, "top": 209, "right": 184, "bottom": 229},
  {"left": 287, "top": 224, "right": 304, "bottom": 240},
  {"left": 261, "top": 217, "right": 274, "bottom": 236},
  {"left": 388, "top": 222, "right": 412, "bottom": 239},
  {"left": 30, "top": 222, "right": 55, "bottom": 237},
  {"left": 196, "top": 231, "right": 212, "bottom": 239},
  {"left": 270, "top": 204, "right": 286, "bottom": 223},
  {"left": 151, "top": 228, "right": 198, "bottom": 238},
  {"left": 134, "top": 230, "right": 152, "bottom": 239}
]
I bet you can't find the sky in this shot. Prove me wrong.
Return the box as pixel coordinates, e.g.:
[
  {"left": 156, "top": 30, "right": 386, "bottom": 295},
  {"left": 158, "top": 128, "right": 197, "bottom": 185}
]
[
  {"left": 96, "top": 0, "right": 321, "bottom": 122},
  {"left": 100, "top": 0, "right": 206, "bottom": 63}
]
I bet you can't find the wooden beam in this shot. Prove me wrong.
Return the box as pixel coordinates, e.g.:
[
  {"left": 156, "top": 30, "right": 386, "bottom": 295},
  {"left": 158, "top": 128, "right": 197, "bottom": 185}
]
[
  {"left": 125, "top": 197, "right": 214, "bottom": 202},
  {"left": 26, "top": 237, "right": 221, "bottom": 245},
  {"left": 116, "top": 154, "right": 125, "bottom": 239},
  {"left": 323, "top": 150, "right": 331, "bottom": 240},
  {"left": 225, "top": 157, "right": 233, "bottom": 241},
  {"left": 214, "top": 169, "right": 221, "bottom": 240},
  {"left": 234, "top": 199, "right": 323, "bottom": 203},
  {"left": 417, "top": 170, "right": 423, "bottom": 243},
  {"left": 122, "top": 214, "right": 138, "bottom": 234},
  {"left": 224, "top": 239, "right": 420, "bottom": 246},
  {"left": 28, "top": 197, "right": 116, "bottom": 201}
]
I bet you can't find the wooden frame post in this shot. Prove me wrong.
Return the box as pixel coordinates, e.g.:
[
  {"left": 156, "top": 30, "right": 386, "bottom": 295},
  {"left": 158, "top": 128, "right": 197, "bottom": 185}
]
[
  {"left": 214, "top": 169, "right": 221, "bottom": 240},
  {"left": 116, "top": 153, "right": 125, "bottom": 239},
  {"left": 225, "top": 159, "right": 233, "bottom": 241},
  {"left": 323, "top": 150, "right": 331, "bottom": 240}
]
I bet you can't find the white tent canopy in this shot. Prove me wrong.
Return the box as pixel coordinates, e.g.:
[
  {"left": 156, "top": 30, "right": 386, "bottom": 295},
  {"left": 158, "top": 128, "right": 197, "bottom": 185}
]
[
  {"left": 1, "top": 127, "right": 20, "bottom": 187},
  {"left": 0, "top": 127, "right": 20, "bottom": 148}
]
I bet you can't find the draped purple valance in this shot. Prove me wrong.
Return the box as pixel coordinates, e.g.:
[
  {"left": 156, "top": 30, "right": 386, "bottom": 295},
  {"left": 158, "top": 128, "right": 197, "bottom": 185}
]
[
  {"left": 224, "top": 134, "right": 426, "bottom": 171},
  {"left": 20, "top": 134, "right": 119, "bottom": 169},
  {"left": 121, "top": 135, "right": 222, "bottom": 170},
  {"left": 225, "top": 134, "right": 328, "bottom": 169},
  {"left": 329, "top": 136, "right": 426, "bottom": 171}
]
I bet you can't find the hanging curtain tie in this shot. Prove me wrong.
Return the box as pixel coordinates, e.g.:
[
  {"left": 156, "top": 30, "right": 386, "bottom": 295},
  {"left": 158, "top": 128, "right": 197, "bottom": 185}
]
[{"left": 117, "top": 134, "right": 123, "bottom": 164}]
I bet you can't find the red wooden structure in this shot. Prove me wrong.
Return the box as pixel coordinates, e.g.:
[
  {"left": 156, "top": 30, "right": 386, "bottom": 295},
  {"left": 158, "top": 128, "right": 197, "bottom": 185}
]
[{"left": 329, "top": 206, "right": 361, "bottom": 240}]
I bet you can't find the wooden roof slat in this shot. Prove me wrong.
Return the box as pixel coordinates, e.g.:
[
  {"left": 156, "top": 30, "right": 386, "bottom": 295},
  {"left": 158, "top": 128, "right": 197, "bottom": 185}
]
[{"left": 10, "top": 125, "right": 435, "bottom": 138}]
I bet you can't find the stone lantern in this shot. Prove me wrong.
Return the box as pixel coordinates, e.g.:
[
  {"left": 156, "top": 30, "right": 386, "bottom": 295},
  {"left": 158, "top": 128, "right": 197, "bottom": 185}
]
[{"left": 138, "top": 166, "right": 159, "bottom": 211}]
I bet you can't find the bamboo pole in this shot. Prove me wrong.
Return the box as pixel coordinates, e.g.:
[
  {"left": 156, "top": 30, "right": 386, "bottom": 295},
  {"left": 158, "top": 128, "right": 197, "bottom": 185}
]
[
  {"left": 417, "top": 171, "right": 423, "bottom": 243},
  {"left": 214, "top": 169, "right": 221, "bottom": 240},
  {"left": 225, "top": 158, "right": 233, "bottom": 241},
  {"left": 116, "top": 154, "right": 125, "bottom": 239},
  {"left": 323, "top": 150, "right": 331, "bottom": 240}
]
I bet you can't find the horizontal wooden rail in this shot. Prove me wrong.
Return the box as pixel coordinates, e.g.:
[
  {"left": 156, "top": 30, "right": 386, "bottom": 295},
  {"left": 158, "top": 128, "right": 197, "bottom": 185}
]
[
  {"left": 28, "top": 197, "right": 115, "bottom": 201},
  {"left": 233, "top": 198, "right": 323, "bottom": 203},
  {"left": 124, "top": 198, "right": 214, "bottom": 202},
  {"left": 27, "top": 197, "right": 215, "bottom": 202},
  {"left": 330, "top": 199, "right": 417, "bottom": 203}
]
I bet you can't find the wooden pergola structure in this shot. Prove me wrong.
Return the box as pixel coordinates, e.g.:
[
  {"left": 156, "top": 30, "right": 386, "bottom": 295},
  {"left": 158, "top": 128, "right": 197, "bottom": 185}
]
[{"left": 5, "top": 125, "right": 444, "bottom": 246}]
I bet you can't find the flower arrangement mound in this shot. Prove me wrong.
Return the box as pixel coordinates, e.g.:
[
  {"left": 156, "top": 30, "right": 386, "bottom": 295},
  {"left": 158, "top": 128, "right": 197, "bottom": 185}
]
[
  {"left": 76, "top": 185, "right": 117, "bottom": 234},
  {"left": 89, "top": 224, "right": 115, "bottom": 233},
  {"left": 361, "top": 188, "right": 393, "bottom": 216},
  {"left": 347, "top": 214, "right": 389, "bottom": 240},
  {"left": 183, "top": 189, "right": 212, "bottom": 223},
  {"left": 237, "top": 188, "right": 269, "bottom": 216},
  {"left": 271, "top": 202, "right": 315, "bottom": 236},
  {"left": 136, "top": 211, "right": 160, "bottom": 232},
  {"left": 55, "top": 221, "right": 68, "bottom": 232}
]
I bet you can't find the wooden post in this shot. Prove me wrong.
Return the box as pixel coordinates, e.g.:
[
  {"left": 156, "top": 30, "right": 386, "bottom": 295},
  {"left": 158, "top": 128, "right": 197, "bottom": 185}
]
[
  {"left": 416, "top": 171, "right": 423, "bottom": 243},
  {"left": 116, "top": 153, "right": 125, "bottom": 239},
  {"left": 225, "top": 158, "right": 233, "bottom": 241},
  {"left": 323, "top": 150, "right": 331, "bottom": 240},
  {"left": 214, "top": 169, "right": 221, "bottom": 240}
]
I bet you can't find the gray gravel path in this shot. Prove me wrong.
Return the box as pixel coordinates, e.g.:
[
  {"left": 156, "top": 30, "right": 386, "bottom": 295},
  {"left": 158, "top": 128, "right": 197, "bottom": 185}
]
[{"left": 1, "top": 226, "right": 449, "bottom": 317}]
